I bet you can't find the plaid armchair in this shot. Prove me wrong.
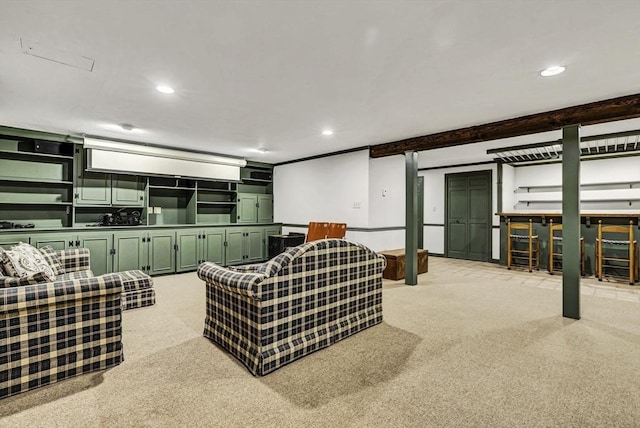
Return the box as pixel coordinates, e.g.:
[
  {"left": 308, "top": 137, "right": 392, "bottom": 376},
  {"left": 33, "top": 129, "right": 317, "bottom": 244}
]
[
  {"left": 198, "top": 239, "right": 386, "bottom": 376},
  {"left": 0, "top": 248, "right": 124, "bottom": 398}
]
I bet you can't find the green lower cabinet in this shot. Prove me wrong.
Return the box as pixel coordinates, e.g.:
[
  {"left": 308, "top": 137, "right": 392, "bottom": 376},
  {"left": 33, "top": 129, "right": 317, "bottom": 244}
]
[
  {"left": 78, "top": 232, "right": 113, "bottom": 276},
  {"left": 0, "top": 233, "right": 30, "bottom": 250},
  {"left": 225, "top": 229, "right": 245, "bottom": 265},
  {"left": 202, "top": 228, "right": 225, "bottom": 265},
  {"left": 176, "top": 229, "right": 200, "bottom": 273},
  {"left": 30, "top": 233, "right": 77, "bottom": 251},
  {"left": 148, "top": 231, "right": 175, "bottom": 275},
  {"left": 246, "top": 227, "right": 264, "bottom": 263},
  {"left": 114, "top": 231, "right": 148, "bottom": 273}
]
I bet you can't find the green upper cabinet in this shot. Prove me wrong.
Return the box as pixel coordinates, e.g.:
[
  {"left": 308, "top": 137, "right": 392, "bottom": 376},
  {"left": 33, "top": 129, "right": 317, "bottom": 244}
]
[
  {"left": 235, "top": 194, "right": 258, "bottom": 223},
  {"left": 74, "top": 147, "right": 111, "bottom": 206},
  {"left": 257, "top": 194, "right": 273, "bottom": 223},
  {"left": 112, "top": 174, "right": 145, "bottom": 207}
]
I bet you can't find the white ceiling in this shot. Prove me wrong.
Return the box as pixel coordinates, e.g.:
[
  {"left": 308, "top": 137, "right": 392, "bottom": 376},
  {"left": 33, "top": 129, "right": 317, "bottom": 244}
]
[{"left": 0, "top": 0, "right": 639, "bottom": 164}]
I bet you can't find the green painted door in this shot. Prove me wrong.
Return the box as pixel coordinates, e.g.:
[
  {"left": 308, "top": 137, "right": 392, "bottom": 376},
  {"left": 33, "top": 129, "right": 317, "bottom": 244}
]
[
  {"left": 257, "top": 195, "right": 273, "bottom": 223},
  {"left": 74, "top": 148, "right": 111, "bottom": 205},
  {"left": 263, "top": 226, "right": 281, "bottom": 260},
  {"left": 31, "top": 232, "right": 76, "bottom": 251},
  {"left": 148, "top": 230, "right": 175, "bottom": 275},
  {"left": 226, "top": 229, "right": 245, "bottom": 265},
  {"left": 0, "top": 233, "right": 29, "bottom": 250},
  {"left": 176, "top": 229, "right": 199, "bottom": 272},
  {"left": 236, "top": 194, "right": 258, "bottom": 223},
  {"left": 445, "top": 171, "right": 491, "bottom": 261},
  {"left": 246, "top": 227, "right": 264, "bottom": 262},
  {"left": 78, "top": 231, "right": 113, "bottom": 275},
  {"left": 114, "top": 231, "right": 147, "bottom": 273},
  {"left": 112, "top": 175, "right": 145, "bottom": 207},
  {"left": 202, "top": 228, "right": 225, "bottom": 265}
]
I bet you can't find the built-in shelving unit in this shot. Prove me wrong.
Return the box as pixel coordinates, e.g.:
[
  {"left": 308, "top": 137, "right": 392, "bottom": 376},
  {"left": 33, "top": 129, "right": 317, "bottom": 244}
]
[{"left": 514, "top": 181, "right": 640, "bottom": 209}]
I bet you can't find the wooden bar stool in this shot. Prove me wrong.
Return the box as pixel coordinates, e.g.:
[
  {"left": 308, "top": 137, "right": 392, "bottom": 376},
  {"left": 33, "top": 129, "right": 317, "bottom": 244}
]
[
  {"left": 548, "top": 219, "right": 585, "bottom": 275},
  {"left": 596, "top": 220, "right": 638, "bottom": 284},
  {"left": 507, "top": 219, "right": 540, "bottom": 272}
]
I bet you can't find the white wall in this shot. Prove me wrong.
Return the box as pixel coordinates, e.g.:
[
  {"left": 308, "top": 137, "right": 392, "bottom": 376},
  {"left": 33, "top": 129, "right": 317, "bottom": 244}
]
[{"left": 273, "top": 149, "right": 370, "bottom": 227}]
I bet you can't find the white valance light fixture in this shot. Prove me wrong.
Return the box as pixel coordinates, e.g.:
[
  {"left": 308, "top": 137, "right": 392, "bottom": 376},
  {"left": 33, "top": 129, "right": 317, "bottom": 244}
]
[{"left": 83, "top": 137, "right": 246, "bottom": 181}]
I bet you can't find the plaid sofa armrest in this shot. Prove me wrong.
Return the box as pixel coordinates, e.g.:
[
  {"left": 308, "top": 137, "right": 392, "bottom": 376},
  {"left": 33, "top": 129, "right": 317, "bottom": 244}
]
[
  {"left": 227, "top": 263, "right": 263, "bottom": 273},
  {"left": 0, "top": 273, "right": 123, "bottom": 314},
  {"left": 197, "top": 262, "right": 266, "bottom": 298},
  {"left": 0, "top": 272, "right": 51, "bottom": 289},
  {"left": 57, "top": 248, "right": 91, "bottom": 273}
]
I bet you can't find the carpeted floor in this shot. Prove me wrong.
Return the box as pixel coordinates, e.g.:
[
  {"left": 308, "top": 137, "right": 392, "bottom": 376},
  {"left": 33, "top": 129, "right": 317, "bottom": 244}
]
[{"left": 1, "top": 258, "right": 639, "bottom": 427}]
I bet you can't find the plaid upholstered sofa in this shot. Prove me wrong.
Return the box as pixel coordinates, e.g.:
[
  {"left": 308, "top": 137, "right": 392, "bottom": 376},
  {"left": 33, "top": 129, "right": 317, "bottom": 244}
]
[
  {"left": 0, "top": 248, "right": 136, "bottom": 398},
  {"left": 197, "top": 238, "right": 386, "bottom": 375}
]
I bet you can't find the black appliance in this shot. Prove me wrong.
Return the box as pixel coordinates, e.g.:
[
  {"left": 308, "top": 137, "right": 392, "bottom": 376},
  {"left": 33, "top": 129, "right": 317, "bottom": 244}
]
[
  {"left": 99, "top": 210, "right": 141, "bottom": 226},
  {"left": 268, "top": 233, "right": 305, "bottom": 259},
  {"left": 250, "top": 171, "right": 272, "bottom": 181}
]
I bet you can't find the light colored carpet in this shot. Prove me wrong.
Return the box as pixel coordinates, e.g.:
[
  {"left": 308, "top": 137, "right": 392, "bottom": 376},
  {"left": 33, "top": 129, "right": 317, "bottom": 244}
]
[{"left": 1, "top": 258, "right": 639, "bottom": 427}]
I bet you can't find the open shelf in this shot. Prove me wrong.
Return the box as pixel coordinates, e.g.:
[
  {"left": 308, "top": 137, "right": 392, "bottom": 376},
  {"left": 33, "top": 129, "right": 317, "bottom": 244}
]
[
  {"left": 197, "top": 201, "right": 237, "bottom": 206},
  {"left": 0, "top": 149, "right": 74, "bottom": 160}
]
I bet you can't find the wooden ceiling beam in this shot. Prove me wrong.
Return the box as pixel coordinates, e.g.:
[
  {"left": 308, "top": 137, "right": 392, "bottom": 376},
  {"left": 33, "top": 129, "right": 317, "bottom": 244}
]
[{"left": 369, "top": 93, "right": 640, "bottom": 158}]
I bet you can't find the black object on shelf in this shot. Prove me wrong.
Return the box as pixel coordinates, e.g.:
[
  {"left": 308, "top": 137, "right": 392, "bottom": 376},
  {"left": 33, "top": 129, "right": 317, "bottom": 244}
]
[
  {"left": 249, "top": 171, "right": 272, "bottom": 181},
  {"left": 0, "top": 221, "right": 14, "bottom": 229},
  {"left": 268, "top": 233, "right": 306, "bottom": 259}
]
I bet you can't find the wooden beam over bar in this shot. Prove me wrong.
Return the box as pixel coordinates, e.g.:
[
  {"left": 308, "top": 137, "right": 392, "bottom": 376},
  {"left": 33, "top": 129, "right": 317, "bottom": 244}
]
[{"left": 370, "top": 93, "right": 640, "bottom": 158}]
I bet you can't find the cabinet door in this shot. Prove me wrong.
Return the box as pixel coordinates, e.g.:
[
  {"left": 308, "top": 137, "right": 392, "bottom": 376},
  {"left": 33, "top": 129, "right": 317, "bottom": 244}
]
[
  {"left": 114, "top": 231, "right": 147, "bottom": 273},
  {"left": 246, "top": 227, "right": 264, "bottom": 263},
  {"left": 257, "top": 195, "right": 273, "bottom": 223},
  {"left": 112, "top": 175, "right": 145, "bottom": 207},
  {"left": 74, "top": 148, "right": 111, "bottom": 206},
  {"left": 0, "top": 233, "right": 29, "bottom": 250},
  {"left": 226, "top": 229, "right": 245, "bottom": 265},
  {"left": 236, "top": 194, "right": 258, "bottom": 223},
  {"left": 263, "top": 226, "right": 281, "bottom": 260},
  {"left": 78, "top": 232, "right": 113, "bottom": 276},
  {"left": 176, "top": 229, "right": 200, "bottom": 273},
  {"left": 31, "top": 233, "right": 77, "bottom": 251},
  {"left": 148, "top": 230, "right": 175, "bottom": 275},
  {"left": 202, "top": 228, "right": 225, "bottom": 265}
]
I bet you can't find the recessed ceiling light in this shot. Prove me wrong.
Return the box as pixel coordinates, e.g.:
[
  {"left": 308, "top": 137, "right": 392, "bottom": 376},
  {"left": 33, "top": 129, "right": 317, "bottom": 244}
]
[
  {"left": 540, "top": 66, "right": 566, "bottom": 77},
  {"left": 156, "top": 85, "right": 175, "bottom": 94},
  {"left": 322, "top": 129, "right": 334, "bottom": 136},
  {"left": 100, "top": 123, "right": 145, "bottom": 134},
  {"left": 120, "top": 123, "right": 135, "bottom": 131}
]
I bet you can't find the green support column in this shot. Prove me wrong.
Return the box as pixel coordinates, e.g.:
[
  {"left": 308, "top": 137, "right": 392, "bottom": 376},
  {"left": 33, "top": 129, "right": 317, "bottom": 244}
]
[
  {"left": 405, "top": 151, "right": 418, "bottom": 285},
  {"left": 497, "top": 162, "right": 503, "bottom": 214},
  {"left": 562, "top": 125, "right": 581, "bottom": 320}
]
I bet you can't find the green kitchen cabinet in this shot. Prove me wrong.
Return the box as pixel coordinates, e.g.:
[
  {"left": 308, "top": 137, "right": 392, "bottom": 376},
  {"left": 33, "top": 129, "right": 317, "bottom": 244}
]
[
  {"left": 176, "top": 229, "right": 200, "bottom": 273},
  {"left": 112, "top": 174, "right": 145, "bottom": 207},
  {"left": 234, "top": 193, "right": 274, "bottom": 224},
  {"left": 226, "top": 226, "right": 264, "bottom": 265},
  {"left": 0, "top": 233, "right": 29, "bottom": 250},
  {"left": 202, "top": 228, "right": 226, "bottom": 265},
  {"left": 225, "top": 229, "right": 245, "bottom": 265},
  {"left": 77, "top": 231, "right": 113, "bottom": 276},
  {"left": 74, "top": 147, "right": 111, "bottom": 206},
  {"left": 148, "top": 230, "right": 175, "bottom": 275},
  {"left": 257, "top": 195, "right": 273, "bottom": 223},
  {"left": 113, "top": 231, "right": 148, "bottom": 273}
]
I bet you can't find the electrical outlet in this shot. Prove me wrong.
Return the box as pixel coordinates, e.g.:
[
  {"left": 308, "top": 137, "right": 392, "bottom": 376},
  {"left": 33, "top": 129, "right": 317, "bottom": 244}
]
[{"left": 353, "top": 201, "right": 361, "bottom": 209}]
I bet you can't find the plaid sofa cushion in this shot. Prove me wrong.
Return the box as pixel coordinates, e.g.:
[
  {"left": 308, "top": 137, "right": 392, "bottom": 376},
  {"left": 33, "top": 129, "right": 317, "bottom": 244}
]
[
  {"left": 57, "top": 248, "right": 90, "bottom": 273},
  {"left": 39, "top": 245, "right": 66, "bottom": 275}
]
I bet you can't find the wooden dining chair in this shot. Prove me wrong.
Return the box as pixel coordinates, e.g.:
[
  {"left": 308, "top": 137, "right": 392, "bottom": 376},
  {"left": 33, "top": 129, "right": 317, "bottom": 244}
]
[
  {"left": 306, "top": 222, "right": 329, "bottom": 242},
  {"left": 327, "top": 223, "right": 347, "bottom": 239}
]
